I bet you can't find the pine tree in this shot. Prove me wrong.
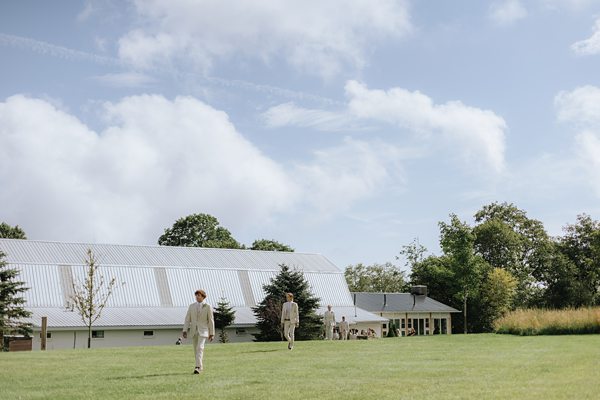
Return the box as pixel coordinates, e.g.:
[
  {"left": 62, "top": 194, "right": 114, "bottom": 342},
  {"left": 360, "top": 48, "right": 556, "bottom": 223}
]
[
  {"left": 214, "top": 296, "right": 236, "bottom": 343},
  {"left": 252, "top": 264, "right": 322, "bottom": 341},
  {"left": 0, "top": 251, "right": 32, "bottom": 349},
  {"left": 387, "top": 321, "right": 398, "bottom": 337}
]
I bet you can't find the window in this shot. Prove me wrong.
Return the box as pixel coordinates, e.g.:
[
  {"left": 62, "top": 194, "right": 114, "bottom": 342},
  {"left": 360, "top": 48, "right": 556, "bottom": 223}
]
[
  {"left": 143, "top": 330, "right": 154, "bottom": 337},
  {"left": 47, "top": 332, "right": 52, "bottom": 339},
  {"left": 235, "top": 328, "right": 246, "bottom": 335},
  {"left": 92, "top": 330, "right": 104, "bottom": 339}
]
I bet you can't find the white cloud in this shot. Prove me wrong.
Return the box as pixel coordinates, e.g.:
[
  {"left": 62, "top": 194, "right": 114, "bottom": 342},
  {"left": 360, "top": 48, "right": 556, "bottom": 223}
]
[
  {"left": 571, "top": 18, "right": 600, "bottom": 55},
  {"left": 0, "top": 95, "right": 296, "bottom": 244},
  {"left": 118, "top": 0, "right": 412, "bottom": 78},
  {"left": 346, "top": 81, "right": 507, "bottom": 173},
  {"left": 264, "top": 81, "right": 507, "bottom": 174},
  {"left": 555, "top": 85, "right": 600, "bottom": 196},
  {"left": 294, "top": 138, "right": 407, "bottom": 214},
  {"left": 262, "top": 102, "right": 357, "bottom": 131},
  {"left": 575, "top": 131, "right": 600, "bottom": 196},
  {"left": 489, "top": 0, "right": 528, "bottom": 26},
  {"left": 555, "top": 85, "right": 600, "bottom": 125}
]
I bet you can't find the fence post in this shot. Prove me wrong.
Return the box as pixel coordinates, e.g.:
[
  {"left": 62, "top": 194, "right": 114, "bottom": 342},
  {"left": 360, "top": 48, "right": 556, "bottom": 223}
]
[{"left": 41, "top": 317, "right": 47, "bottom": 351}]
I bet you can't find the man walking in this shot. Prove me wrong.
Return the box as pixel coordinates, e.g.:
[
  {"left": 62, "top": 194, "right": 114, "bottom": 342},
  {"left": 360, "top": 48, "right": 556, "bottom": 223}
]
[
  {"left": 339, "top": 316, "right": 349, "bottom": 340},
  {"left": 280, "top": 292, "right": 299, "bottom": 350},
  {"left": 182, "top": 289, "right": 215, "bottom": 374},
  {"left": 323, "top": 304, "right": 336, "bottom": 340}
]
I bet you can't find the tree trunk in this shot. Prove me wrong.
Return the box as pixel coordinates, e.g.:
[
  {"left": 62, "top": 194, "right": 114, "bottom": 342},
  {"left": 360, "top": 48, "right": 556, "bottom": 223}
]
[{"left": 463, "top": 293, "right": 468, "bottom": 334}]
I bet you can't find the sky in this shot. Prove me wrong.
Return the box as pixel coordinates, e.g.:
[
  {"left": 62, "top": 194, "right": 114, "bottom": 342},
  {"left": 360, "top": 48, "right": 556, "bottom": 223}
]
[{"left": 2, "top": 0, "right": 600, "bottom": 271}]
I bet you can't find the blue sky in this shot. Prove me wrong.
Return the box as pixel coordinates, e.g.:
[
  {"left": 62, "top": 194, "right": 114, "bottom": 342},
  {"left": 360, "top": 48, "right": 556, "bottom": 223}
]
[{"left": 2, "top": 0, "right": 600, "bottom": 270}]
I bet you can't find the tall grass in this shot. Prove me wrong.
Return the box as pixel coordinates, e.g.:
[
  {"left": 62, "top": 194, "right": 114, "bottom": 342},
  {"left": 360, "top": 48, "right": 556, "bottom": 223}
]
[{"left": 495, "top": 307, "right": 600, "bottom": 335}]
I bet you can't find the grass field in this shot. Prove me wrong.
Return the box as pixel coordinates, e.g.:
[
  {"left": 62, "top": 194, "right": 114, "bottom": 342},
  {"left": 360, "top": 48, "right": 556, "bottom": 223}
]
[{"left": 2, "top": 334, "right": 600, "bottom": 399}]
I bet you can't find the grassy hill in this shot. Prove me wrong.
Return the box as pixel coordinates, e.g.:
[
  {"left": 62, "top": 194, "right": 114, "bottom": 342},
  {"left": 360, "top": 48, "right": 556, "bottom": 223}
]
[{"left": 2, "top": 334, "right": 599, "bottom": 399}]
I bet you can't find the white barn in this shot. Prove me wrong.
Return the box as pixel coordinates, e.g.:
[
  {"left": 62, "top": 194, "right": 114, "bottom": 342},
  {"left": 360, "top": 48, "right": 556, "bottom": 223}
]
[{"left": 0, "top": 239, "right": 386, "bottom": 350}]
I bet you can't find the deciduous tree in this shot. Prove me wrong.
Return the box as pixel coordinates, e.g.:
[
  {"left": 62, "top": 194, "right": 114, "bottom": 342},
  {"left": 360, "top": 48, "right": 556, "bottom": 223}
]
[
  {"left": 0, "top": 222, "right": 27, "bottom": 239},
  {"left": 158, "top": 213, "right": 241, "bottom": 249},
  {"left": 70, "top": 249, "right": 119, "bottom": 349}
]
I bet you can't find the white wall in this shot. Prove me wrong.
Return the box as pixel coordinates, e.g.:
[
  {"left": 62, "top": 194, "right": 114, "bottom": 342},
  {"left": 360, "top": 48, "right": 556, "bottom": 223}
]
[{"left": 31, "top": 326, "right": 262, "bottom": 350}]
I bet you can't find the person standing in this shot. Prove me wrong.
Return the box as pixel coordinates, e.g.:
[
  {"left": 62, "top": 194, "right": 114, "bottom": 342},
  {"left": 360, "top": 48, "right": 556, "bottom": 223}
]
[
  {"left": 323, "top": 304, "right": 336, "bottom": 340},
  {"left": 339, "top": 316, "right": 349, "bottom": 340},
  {"left": 182, "top": 289, "right": 215, "bottom": 374},
  {"left": 280, "top": 292, "right": 299, "bottom": 350}
]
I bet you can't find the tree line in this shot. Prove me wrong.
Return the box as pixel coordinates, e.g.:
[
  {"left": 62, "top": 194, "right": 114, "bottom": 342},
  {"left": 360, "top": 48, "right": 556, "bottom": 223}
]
[{"left": 345, "top": 202, "right": 600, "bottom": 333}]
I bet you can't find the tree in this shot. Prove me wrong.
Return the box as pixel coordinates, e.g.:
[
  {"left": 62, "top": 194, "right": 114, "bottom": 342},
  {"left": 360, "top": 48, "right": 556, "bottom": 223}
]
[
  {"left": 474, "top": 268, "right": 517, "bottom": 332},
  {"left": 158, "top": 213, "right": 241, "bottom": 249},
  {"left": 555, "top": 214, "right": 600, "bottom": 307},
  {"left": 250, "top": 239, "right": 294, "bottom": 252},
  {"left": 70, "top": 249, "right": 118, "bottom": 349},
  {"left": 439, "top": 214, "right": 489, "bottom": 334},
  {"left": 344, "top": 262, "right": 408, "bottom": 292},
  {"left": 253, "top": 264, "right": 322, "bottom": 341},
  {"left": 0, "top": 251, "right": 32, "bottom": 349},
  {"left": 214, "top": 296, "right": 236, "bottom": 343},
  {"left": 473, "top": 202, "right": 553, "bottom": 308},
  {"left": 397, "top": 238, "right": 427, "bottom": 271},
  {"left": 387, "top": 321, "right": 398, "bottom": 337},
  {"left": 0, "top": 222, "right": 27, "bottom": 239}
]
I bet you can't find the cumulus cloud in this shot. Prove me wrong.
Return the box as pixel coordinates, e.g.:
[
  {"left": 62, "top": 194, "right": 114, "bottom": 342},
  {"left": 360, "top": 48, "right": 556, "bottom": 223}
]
[
  {"left": 489, "top": 0, "right": 528, "bottom": 26},
  {"left": 571, "top": 18, "right": 600, "bottom": 55},
  {"left": 0, "top": 95, "right": 296, "bottom": 244},
  {"left": 118, "top": 0, "right": 412, "bottom": 78},
  {"left": 264, "top": 81, "right": 507, "bottom": 174}
]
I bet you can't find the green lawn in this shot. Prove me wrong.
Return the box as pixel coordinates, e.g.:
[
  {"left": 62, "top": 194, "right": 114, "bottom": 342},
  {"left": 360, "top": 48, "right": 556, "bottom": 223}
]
[{"left": 2, "top": 334, "right": 599, "bottom": 399}]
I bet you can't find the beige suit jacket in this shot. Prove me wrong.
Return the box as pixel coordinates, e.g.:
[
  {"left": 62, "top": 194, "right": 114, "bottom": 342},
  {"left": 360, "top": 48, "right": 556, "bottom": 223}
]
[
  {"left": 183, "top": 301, "right": 215, "bottom": 337},
  {"left": 280, "top": 301, "right": 299, "bottom": 325}
]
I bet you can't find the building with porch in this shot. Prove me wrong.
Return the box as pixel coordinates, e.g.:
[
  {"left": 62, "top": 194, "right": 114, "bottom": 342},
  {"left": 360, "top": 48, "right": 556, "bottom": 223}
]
[{"left": 351, "top": 290, "right": 460, "bottom": 336}]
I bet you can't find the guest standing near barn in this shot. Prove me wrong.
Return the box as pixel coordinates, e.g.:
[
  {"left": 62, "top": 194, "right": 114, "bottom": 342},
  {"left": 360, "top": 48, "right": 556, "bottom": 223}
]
[{"left": 182, "top": 289, "right": 215, "bottom": 374}]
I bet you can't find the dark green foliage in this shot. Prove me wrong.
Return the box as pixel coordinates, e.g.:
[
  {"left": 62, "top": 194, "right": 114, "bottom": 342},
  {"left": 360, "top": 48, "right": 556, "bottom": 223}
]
[
  {"left": 158, "top": 213, "right": 242, "bottom": 249},
  {"left": 0, "top": 222, "right": 27, "bottom": 239},
  {"left": 214, "top": 297, "right": 236, "bottom": 343},
  {"left": 250, "top": 239, "right": 294, "bottom": 252},
  {"left": 344, "top": 262, "right": 408, "bottom": 292},
  {"left": 253, "top": 264, "right": 322, "bottom": 341},
  {"left": 0, "top": 251, "right": 32, "bottom": 349},
  {"left": 387, "top": 321, "right": 398, "bottom": 337}
]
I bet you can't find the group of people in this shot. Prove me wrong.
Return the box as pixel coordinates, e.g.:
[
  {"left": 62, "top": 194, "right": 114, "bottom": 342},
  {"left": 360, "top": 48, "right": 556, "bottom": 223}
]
[
  {"left": 180, "top": 290, "right": 301, "bottom": 375},
  {"left": 180, "top": 290, "right": 379, "bottom": 375}
]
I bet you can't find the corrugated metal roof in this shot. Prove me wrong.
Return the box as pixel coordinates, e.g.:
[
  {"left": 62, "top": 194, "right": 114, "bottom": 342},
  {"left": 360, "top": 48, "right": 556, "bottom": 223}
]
[
  {"left": 1, "top": 239, "right": 386, "bottom": 329},
  {"left": 352, "top": 292, "right": 460, "bottom": 313},
  {"left": 0, "top": 239, "right": 340, "bottom": 271}
]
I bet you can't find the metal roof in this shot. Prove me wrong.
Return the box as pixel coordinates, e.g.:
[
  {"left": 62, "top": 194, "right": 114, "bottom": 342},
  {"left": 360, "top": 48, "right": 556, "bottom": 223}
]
[
  {"left": 0, "top": 239, "right": 383, "bottom": 329},
  {"left": 351, "top": 292, "right": 460, "bottom": 313},
  {"left": 0, "top": 239, "right": 341, "bottom": 272}
]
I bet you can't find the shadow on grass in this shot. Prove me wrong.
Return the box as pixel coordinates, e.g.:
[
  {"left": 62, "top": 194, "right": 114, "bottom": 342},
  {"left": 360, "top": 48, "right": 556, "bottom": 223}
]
[{"left": 107, "top": 373, "right": 182, "bottom": 380}]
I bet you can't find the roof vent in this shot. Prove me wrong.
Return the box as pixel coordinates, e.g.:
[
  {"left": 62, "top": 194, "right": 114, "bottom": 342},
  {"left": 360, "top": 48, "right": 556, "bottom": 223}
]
[{"left": 411, "top": 285, "right": 427, "bottom": 296}]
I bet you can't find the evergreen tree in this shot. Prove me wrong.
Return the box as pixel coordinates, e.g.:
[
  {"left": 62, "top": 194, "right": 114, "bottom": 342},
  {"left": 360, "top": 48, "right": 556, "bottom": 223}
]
[
  {"left": 0, "top": 251, "right": 32, "bottom": 349},
  {"left": 214, "top": 296, "right": 236, "bottom": 343},
  {"left": 252, "top": 264, "right": 322, "bottom": 341},
  {"left": 387, "top": 321, "right": 398, "bottom": 337}
]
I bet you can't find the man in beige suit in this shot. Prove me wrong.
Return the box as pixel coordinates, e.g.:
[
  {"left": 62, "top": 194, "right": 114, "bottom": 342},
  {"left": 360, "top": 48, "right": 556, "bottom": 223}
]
[
  {"left": 323, "top": 304, "right": 336, "bottom": 340},
  {"left": 339, "top": 316, "right": 349, "bottom": 340},
  {"left": 182, "top": 289, "right": 215, "bottom": 374},
  {"left": 280, "top": 292, "right": 299, "bottom": 350}
]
